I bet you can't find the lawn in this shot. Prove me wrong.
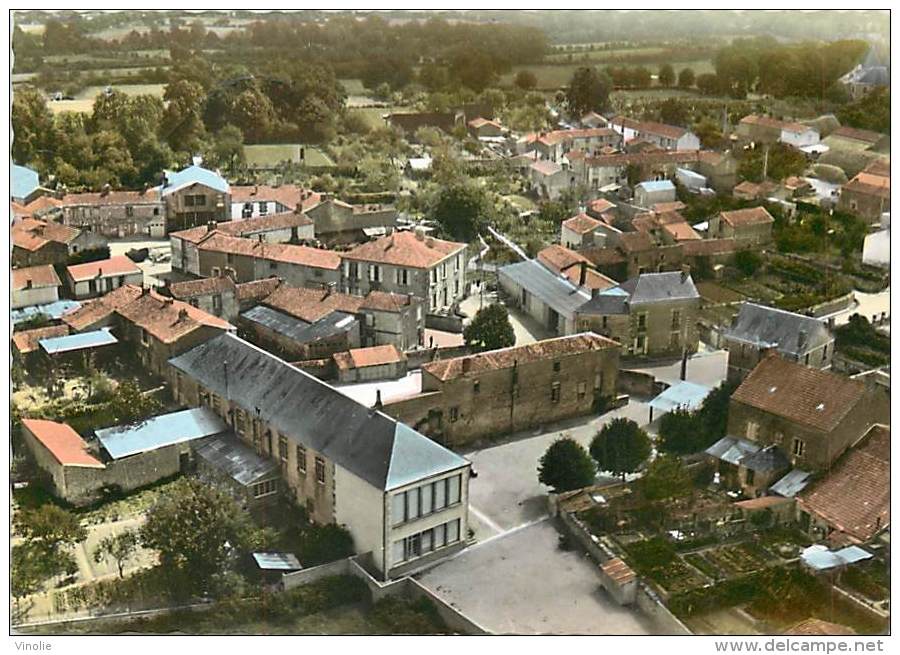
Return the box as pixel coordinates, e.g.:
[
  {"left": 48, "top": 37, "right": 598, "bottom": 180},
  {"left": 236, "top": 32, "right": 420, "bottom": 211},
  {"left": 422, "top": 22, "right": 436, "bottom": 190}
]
[
  {"left": 696, "top": 281, "right": 747, "bottom": 305},
  {"left": 76, "top": 84, "right": 167, "bottom": 100},
  {"left": 348, "top": 106, "right": 393, "bottom": 130},
  {"left": 339, "top": 78, "right": 367, "bottom": 95},
  {"left": 244, "top": 144, "right": 335, "bottom": 169}
]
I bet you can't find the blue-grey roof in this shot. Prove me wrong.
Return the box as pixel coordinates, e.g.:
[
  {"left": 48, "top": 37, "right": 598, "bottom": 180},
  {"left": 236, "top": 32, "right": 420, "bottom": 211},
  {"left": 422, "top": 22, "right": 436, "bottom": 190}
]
[
  {"left": 193, "top": 433, "right": 278, "bottom": 486},
  {"left": 705, "top": 435, "right": 760, "bottom": 466},
  {"left": 724, "top": 302, "right": 832, "bottom": 356},
  {"left": 636, "top": 180, "right": 675, "bottom": 193},
  {"left": 11, "top": 299, "right": 82, "bottom": 325},
  {"left": 770, "top": 469, "right": 812, "bottom": 498},
  {"left": 618, "top": 271, "right": 699, "bottom": 304},
  {"left": 169, "top": 334, "right": 468, "bottom": 490},
  {"left": 252, "top": 552, "right": 302, "bottom": 571},
  {"left": 676, "top": 167, "right": 706, "bottom": 182},
  {"left": 499, "top": 259, "right": 591, "bottom": 319},
  {"left": 740, "top": 445, "right": 790, "bottom": 473},
  {"left": 161, "top": 164, "right": 229, "bottom": 196},
  {"left": 649, "top": 381, "right": 711, "bottom": 414},
  {"left": 240, "top": 305, "right": 357, "bottom": 344},
  {"left": 95, "top": 407, "right": 228, "bottom": 459},
  {"left": 39, "top": 328, "right": 118, "bottom": 355},
  {"left": 801, "top": 544, "right": 872, "bottom": 571},
  {"left": 12, "top": 163, "right": 40, "bottom": 200}
]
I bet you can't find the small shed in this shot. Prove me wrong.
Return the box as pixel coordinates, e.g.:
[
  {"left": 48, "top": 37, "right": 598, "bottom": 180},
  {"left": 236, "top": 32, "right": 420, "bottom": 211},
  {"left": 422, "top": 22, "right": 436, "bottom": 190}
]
[
  {"left": 39, "top": 328, "right": 119, "bottom": 369},
  {"left": 648, "top": 381, "right": 711, "bottom": 422},
  {"left": 193, "top": 434, "right": 280, "bottom": 512},
  {"left": 599, "top": 557, "right": 637, "bottom": 605},
  {"left": 675, "top": 167, "right": 707, "bottom": 191},
  {"left": 801, "top": 544, "right": 872, "bottom": 572},
  {"left": 96, "top": 407, "right": 228, "bottom": 461},
  {"left": 634, "top": 180, "right": 677, "bottom": 208}
]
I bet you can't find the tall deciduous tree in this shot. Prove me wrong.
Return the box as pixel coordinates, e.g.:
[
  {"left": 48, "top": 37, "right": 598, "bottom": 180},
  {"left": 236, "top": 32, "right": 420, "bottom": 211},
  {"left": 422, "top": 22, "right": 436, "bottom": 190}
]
[
  {"left": 93, "top": 530, "right": 140, "bottom": 579},
  {"left": 428, "top": 177, "right": 493, "bottom": 242},
  {"left": 590, "top": 418, "right": 652, "bottom": 479},
  {"left": 565, "top": 66, "right": 612, "bottom": 118},
  {"left": 658, "top": 63, "right": 676, "bottom": 87},
  {"left": 678, "top": 67, "right": 696, "bottom": 89},
  {"left": 464, "top": 304, "right": 516, "bottom": 352},
  {"left": 538, "top": 437, "right": 596, "bottom": 492},
  {"left": 640, "top": 454, "right": 694, "bottom": 501}
]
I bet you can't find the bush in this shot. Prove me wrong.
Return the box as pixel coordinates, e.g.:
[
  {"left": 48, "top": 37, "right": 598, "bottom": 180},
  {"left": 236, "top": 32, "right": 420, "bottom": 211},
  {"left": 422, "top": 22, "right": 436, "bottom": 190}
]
[
  {"left": 734, "top": 250, "right": 763, "bottom": 277},
  {"left": 370, "top": 596, "right": 448, "bottom": 634},
  {"left": 296, "top": 524, "right": 355, "bottom": 567}
]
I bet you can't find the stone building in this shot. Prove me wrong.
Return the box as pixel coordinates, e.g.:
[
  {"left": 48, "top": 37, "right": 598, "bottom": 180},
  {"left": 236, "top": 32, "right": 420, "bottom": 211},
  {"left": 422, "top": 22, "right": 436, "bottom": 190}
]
[
  {"left": 229, "top": 184, "right": 320, "bottom": 220},
  {"left": 12, "top": 219, "right": 105, "bottom": 268},
  {"left": 707, "top": 207, "right": 775, "bottom": 245},
  {"left": 498, "top": 259, "right": 592, "bottom": 336},
  {"left": 561, "top": 213, "right": 604, "bottom": 250},
  {"left": 12, "top": 264, "right": 62, "bottom": 309},
  {"left": 64, "top": 256, "right": 144, "bottom": 299},
  {"left": 726, "top": 354, "right": 890, "bottom": 472},
  {"left": 384, "top": 333, "right": 620, "bottom": 447},
  {"left": 334, "top": 344, "right": 408, "bottom": 383},
  {"left": 57, "top": 188, "right": 165, "bottom": 238},
  {"left": 837, "top": 160, "right": 890, "bottom": 221},
  {"left": 578, "top": 150, "right": 737, "bottom": 193},
  {"left": 342, "top": 230, "right": 467, "bottom": 314},
  {"left": 722, "top": 303, "right": 834, "bottom": 382},
  {"left": 161, "top": 164, "right": 231, "bottom": 232},
  {"left": 167, "top": 275, "right": 241, "bottom": 321},
  {"left": 575, "top": 270, "right": 700, "bottom": 359},
  {"left": 304, "top": 197, "right": 398, "bottom": 245},
  {"left": 169, "top": 333, "right": 471, "bottom": 580}
]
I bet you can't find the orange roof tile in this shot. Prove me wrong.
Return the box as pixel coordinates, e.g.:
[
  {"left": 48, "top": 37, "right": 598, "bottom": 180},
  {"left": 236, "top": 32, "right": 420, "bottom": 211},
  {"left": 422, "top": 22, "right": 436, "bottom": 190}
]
[
  {"left": 12, "top": 218, "right": 81, "bottom": 251},
  {"left": 12, "top": 264, "right": 62, "bottom": 291},
  {"left": 66, "top": 256, "right": 141, "bottom": 282},
  {"left": 62, "top": 284, "right": 144, "bottom": 331},
  {"left": 334, "top": 344, "right": 406, "bottom": 370},
  {"left": 263, "top": 285, "right": 364, "bottom": 323},
  {"left": 343, "top": 231, "right": 466, "bottom": 269},
  {"left": 662, "top": 221, "right": 702, "bottom": 241},
  {"left": 719, "top": 207, "right": 775, "bottom": 228},
  {"left": 423, "top": 332, "right": 618, "bottom": 381},
  {"left": 229, "top": 184, "right": 320, "bottom": 210},
  {"left": 562, "top": 213, "right": 602, "bottom": 234},
  {"left": 359, "top": 291, "right": 415, "bottom": 313},
  {"left": 587, "top": 198, "right": 616, "bottom": 215},
  {"left": 12, "top": 325, "right": 70, "bottom": 355},
  {"left": 61, "top": 188, "right": 161, "bottom": 206},
  {"left": 235, "top": 277, "right": 282, "bottom": 303},
  {"left": 115, "top": 289, "right": 234, "bottom": 344},
  {"left": 537, "top": 244, "right": 590, "bottom": 272},
  {"left": 21, "top": 418, "right": 104, "bottom": 468},
  {"left": 168, "top": 276, "right": 237, "bottom": 300},
  {"left": 198, "top": 233, "right": 341, "bottom": 270}
]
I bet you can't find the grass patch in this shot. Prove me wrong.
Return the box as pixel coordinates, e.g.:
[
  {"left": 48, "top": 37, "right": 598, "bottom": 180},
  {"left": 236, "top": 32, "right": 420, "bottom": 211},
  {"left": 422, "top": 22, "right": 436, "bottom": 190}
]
[
  {"left": 243, "top": 144, "right": 335, "bottom": 168},
  {"left": 338, "top": 78, "right": 367, "bottom": 95},
  {"left": 696, "top": 281, "right": 746, "bottom": 305},
  {"left": 76, "top": 84, "right": 167, "bottom": 100}
]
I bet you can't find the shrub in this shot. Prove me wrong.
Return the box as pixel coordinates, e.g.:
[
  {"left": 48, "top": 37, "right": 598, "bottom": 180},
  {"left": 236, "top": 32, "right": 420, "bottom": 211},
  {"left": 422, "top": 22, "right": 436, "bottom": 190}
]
[
  {"left": 296, "top": 524, "right": 355, "bottom": 567},
  {"left": 370, "top": 596, "right": 448, "bottom": 634}
]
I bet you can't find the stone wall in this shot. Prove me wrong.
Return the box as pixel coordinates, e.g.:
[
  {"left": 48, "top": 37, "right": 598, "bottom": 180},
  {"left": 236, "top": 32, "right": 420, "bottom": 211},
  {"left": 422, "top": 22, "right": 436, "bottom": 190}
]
[{"left": 618, "top": 368, "right": 664, "bottom": 398}]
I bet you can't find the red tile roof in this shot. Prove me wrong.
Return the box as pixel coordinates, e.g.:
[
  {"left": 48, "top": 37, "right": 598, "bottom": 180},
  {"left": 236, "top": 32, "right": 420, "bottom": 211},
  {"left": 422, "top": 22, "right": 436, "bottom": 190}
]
[
  {"left": 334, "top": 344, "right": 406, "bottom": 370},
  {"left": 236, "top": 277, "right": 283, "bottom": 303},
  {"left": 12, "top": 218, "right": 81, "bottom": 251},
  {"left": 171, "top": 211, "right": 314, "bottom": 244},
  {"left": 831, "top": 127, "right": 884, "bottom": 144},
  {"left": 662, "top": 221, "right": 702, "bottom": 241},
  {"left": 343, "top": 230, "right": 466, "bottom": 269},
  {"left": 680, "top": 238, "right": 739, "bottom": 256},
  {"left": 468, "top": 117, "right": 502, "bottom": 130},
  {"left": 62, "top": 284, "right": 145, "bottom": 331},
  {"left": 359, "top": 291, "right": 415, "bottom": 313},
  {"left": 784, "top": 619, "right": 856, "bottom": 636},
  {"left": 537, "top": 244, "right": 591, "bottom": 272},
  {"left": 115, "top": 289, "right": 234, "bottom": 344},
  {"left": 651, "top": 201, "right": 687, "bottom": 213},
  {"left": 618, "top": 231, "right": 655, "bottom": 253},
  {"left": 12, "top": 264, "right": 62, "bottom": 291},
  {"left": 21, "top": 418, "right": 104, "bottom": 468},
  {"left": 198, "top": 233, "right": 341, "bottom": 270},
  {"left": 229, "top": 184, "right": 320, "bottom": 210},
  {"left": 61, "top": 188, "right": 161, "bottom": 206},
  {"left": 13, "top": 325, "right": 70, "bottom": 355},
  {"left": 797, "top": 424, "right": 889, "bottom": 543},
  {"left": 263, "top": 285, "right": 364, "bottom": 323},
  {"left": 562, "top": 212, "right": 602, "bottom": 235},
  {"left": 168, "top": 276, "right": 237, "bottom": 300},
  {"left": 731, "top": 355, "right": 867, "bottom": 432},
  {"left": 719, "top": 206, "right": 775, "bottom": 228},
  {"left": 530, "top": 160, "right": 563, "bottom": 176},
  {"left": 423, "top": 332, "right": 618, "bottom": 381},
  {"left": 66, "top": 256, "right": 142, "bottom": 282},
  {"left": 587, "top": 198, "right": 616, "bottom": 215}
]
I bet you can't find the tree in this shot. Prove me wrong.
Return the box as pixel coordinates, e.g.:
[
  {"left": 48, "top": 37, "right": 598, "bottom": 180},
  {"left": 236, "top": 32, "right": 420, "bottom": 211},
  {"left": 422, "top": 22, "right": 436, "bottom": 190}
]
[
  {"left": 93, "top": 530, "right": 140, "bottom": 579},
  {"left": 738, "top": 142, "right": 806, "bottom": 183},
  {"left": 428, "top": 177, "right": 493, "bottom": 241},
  {"left": 658, "top": 64, "right": 676, "bottom": 87},
  {"left": 694, "top": 120, "right": 725, "bottom": 149},
  {"left": 734, "top": 249, "right": 763, "bottom": 277},
  {"left": 538, "top": 437, "right": 596, "bottom": 492},
  {"left": 696, "top": 73, "right": 721, "bottom": 96},
  {"left": 590, "top": 418, "right": 652, "bottom": 479},
  {"left": 640, "top": 455, "right": 693, "bottom": 501},
  {"left": 12, "top": 86, "right": 57, "bottom": 166},
  {"left": 678, "top": 67, "right": 696, "bottom": 89},
  {"left": 140, "top": 478, "right": 264, "bottom": 591},
  {"left": 565, "top": 66, "right": 612, "bottom": 118},
  {"left": 15, "top": 505, "right": 87, "bottom": 549},
  {"left": 659, "top": 98, "right": 689, "bottom": 127},
  {"left": 463, "top": 304, "right": 516, "bottom": 352},
  {"left": 658, "top": 408, "right": 706, "bottom": 455},
  {"left": 514, "top": 70, "right": 538, "bottom": 91},
  {"left": 107, "top": 381, "right": 163, "bottom": 425},
  {"left": 697, "top": 380, "right": 739, "bottom": 444},
  {"left": 837, "top": 87, "right": 889, "bottom": 134},
  {"left": 296, "top": 524, "right": 355, "bottom": 567}
]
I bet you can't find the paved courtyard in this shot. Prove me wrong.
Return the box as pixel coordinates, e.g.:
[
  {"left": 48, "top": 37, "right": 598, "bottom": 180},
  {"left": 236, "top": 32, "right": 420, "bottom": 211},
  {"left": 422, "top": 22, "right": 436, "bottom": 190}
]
[{"left": 108, "top": 238, "right": 172, "bottom": 287}]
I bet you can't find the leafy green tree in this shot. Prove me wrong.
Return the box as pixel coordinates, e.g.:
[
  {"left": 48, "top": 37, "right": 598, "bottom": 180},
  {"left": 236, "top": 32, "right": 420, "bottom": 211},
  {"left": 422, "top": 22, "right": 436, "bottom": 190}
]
[
  {"left": 738, "top": 143, "right": 807, "bottom": 183},
  {"left": 15, "top": 505, "right": 87, "bottom": 549},
  {"left": 590, "top": 418, "right": 652, "bottom": 479},
  {"left": 837, "top": 87, "right": 889, "bottom": 134},
  {"left": 107, "top": 381, "right": 163, "bottom": 425},
  {"left": 678, "top": 67, "right": 696, "bottom": 89},
  {"left": 659, "top": 98, "right": 689, "bottom": 127},
  {"left": 538, "top": 437, "right": 596, "bottom": 492},
  {"left": 93, "top": 530, "right": 140, "bottom": 579},
  {"left": 658, "top": 408, "right": 706, "bottom": 455},
  {"left": 696, "top": 73, "right": 721, "bottom": 96},
  {"left": 697, "top": 380, "right": 739, "bottom": 444},
  {"left": 565, "top": 66, "right": 613, "bottom": 117},
  {"left": 428, "top": 178, "right": 493, "bottom": 242},
  {"left": 12, "top": 86, "right": 57, "bottom": 166},
  {"left": 463, "top": 304, "right": 516, "bottom": 352},
  {"left": 694, "top": 120, "right": 725, "bottom": 149},
  {"left": 161, "top": 79, "right": 207, "bottom": 153},
  {"left": 140, "top": 478, "right": 265, "bottom": 592},
  {"left": 514, "top": 70, "right": 538, "bottom": 91},
  {"left": 658, "top": 64, "right": 676, "bottom": 87},
  {"left": 297, "top": 524, "right": 355, "bottom": 567},
  {"left": 640, "top": 455, "right": 693, "bottom": 501},
  {"left": 734, "top": 249, "right": 763, "bottom": 277}
]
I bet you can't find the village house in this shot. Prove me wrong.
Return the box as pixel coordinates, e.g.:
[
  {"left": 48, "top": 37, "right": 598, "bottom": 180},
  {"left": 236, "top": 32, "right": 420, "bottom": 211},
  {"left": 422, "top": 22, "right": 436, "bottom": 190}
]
[
  {"left": 585, "top": 197, "right": 618, "bottom": 222},
  {"left": 114, "top": 288, "right": 236, "bottom": 376},
  {"left": 64, "top": 256, "right": 144, "bottom": 300},
  {"left": 57, "top": 188, "right": 166, "bottom": 238},
  {"left": 609, "top": 117, "right": 700, "bottom": 151},
  {"left": 633, "top": 180, "right": 677, "bottom": 208},
  {"left": 12, "top": 264, "right": 63, "bottom": 309},
  {"left": 575, "top": 270, "right": 700, "bottom": 358},
  {"left": 229, "top": 184, "right": 320, "bottom": 220},
  {"left": 499, "top": 259, "right": 592, "bottom": 335},
  {"left": 169, "top": 332, "right": 472, "bottom": 580},
  {"left": 529, "top": 159, "right": 575, "bottom": 200},
  {"left": 732, "top": 180, "right": 780, "bottom": 202},
  {"left": 722, "top": 303, "right": 835, "bottom": 382},
  {"left": 167, "top": 275, "right": 240, "bottom": 320},
  {"left": 578, "top": 150, "right": 737, "bottom": 193},
  {"left": 12, "top": 218, "right": 106, "bottom": 267},
  {"left": 736, "top": 115, "right": 820, "bottom": 147},
  {"left": 342, "top": 229, "right": 467, "bottom": 314},
  {"left": 467, "top": 117, "right": 504, "bottom": 138},
  {"left": 580, "top": 112, "right": 608, "bottom": 128},
  {"left": 383, "top": 333, "right": 620, "bottom": 447},
  {"left": 334, "top": 344, "right": 408, "bottom": 383},
  {"left": 839, "top": 64, "right": 889, "bottom": 100},
  {"left": 238, "top": 303, "right": 360, "bottom": 362},
  {"left": 707, "top": 206, "right": 775, "bottom": 245},
  {"left": 537, "top": 245, "right": 618, "bottom": 292},
  {"left": 61, "top": 284, "right": 145, "bottom": 333},
  {"left": 797, "top": 424, "right": 889, "bottom": 544},
  {"left": 560, "top": 213, "right": 604, "bottom": 249},
  {"left": 12, "top": 325, "right": 70, "bottom": 366},
  {"left": 161, "top": 163, "right": 231, "bottom": 232},
  {"left": 724, "top": 354, "right": 890, "bottom": 472},
  {"left": 837, "top": 159, "right": 890, "bottom": 221},
  {"left": 303, "top": 196, "right": 398, "bottom": 245},
  {"left": 196, "top": 233, "right": 342, "bottom": 288},
  {"left": 525, "top": 128, "right": 623, "bottom": 162}
]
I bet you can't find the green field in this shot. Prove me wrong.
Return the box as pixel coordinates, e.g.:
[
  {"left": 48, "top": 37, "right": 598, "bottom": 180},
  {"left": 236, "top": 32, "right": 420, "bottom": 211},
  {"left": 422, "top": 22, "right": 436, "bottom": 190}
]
[
  {"left": 348, "top": 106, "right": 394, "bottom": 130},
  {"left": 76, "top": 84, "right": 167, "bottom": 99},
  {"left": 243, "top": 144, "right": 335, "bottom": 169},
  {"left": 339, "top": 78, "right": 367, "bottom": 95}
]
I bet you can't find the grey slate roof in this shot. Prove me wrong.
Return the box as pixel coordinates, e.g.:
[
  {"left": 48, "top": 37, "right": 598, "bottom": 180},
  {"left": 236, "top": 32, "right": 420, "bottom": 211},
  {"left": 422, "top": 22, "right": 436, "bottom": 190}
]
[
  {"left": 193, "top": 433, "right": 278, "bottom": 486},
  {"left": 170, "top": 333, "right": 468, "bottom": 490},
  {"left": 706, "top": 435, "right": 760, "bottom": 466},
  {"left": 96, "top": 407, "right": 228, "bottom": 459},
  {"left": 498, "top": 259, "right": 591, "bottom": 318},
  {"left": 770, "top": 469, "right": 812, "bottom": 497},
  {"left": 740, "top": 445, "right": 790, "bottom": 473},
  {"left": 240, "top": 305, "right": 357, "bottom": 344},
  {"left": 578, "top": 271, "right": 698, "bottom": 316},
  {"left": 723, "top": 302, "right": 832, "bottom": 356}
]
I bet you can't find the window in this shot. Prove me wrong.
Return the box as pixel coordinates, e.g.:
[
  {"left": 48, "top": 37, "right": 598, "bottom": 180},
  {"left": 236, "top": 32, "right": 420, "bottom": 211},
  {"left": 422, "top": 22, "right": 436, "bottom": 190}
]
[
  {"left": 745, "top": 468, "right": 755, "bottom": 485},
  {"left": 269, "top": 261, "right": 278, "bottom": 271},
  {"left": 430, "top": 269, "right": 437, "bottom": 285},
  {"left": 153, "top": 207, "right": 160, "bottom": 216},
  {"left": 577, "top": 381, "right": 587, "bottom": 400},
  {"left": 635, "top": 334, "right": 646, "bottom": 353},
  {"left": 369, "top": 264, "right": 382, "bottom": 282},
  {"left": 315, "top": 456, "right": 326, "bottom": 484},
  {"left": 553, "top": 361, "right": 561, "bottom": 372},
  {"left": 671, "top": 310, "right": 681, "bottom": 329},
  {"left": 392, "top": 518, "right": 463, "bottom": 564},
  {"left": 397, "top": 268, "right": 410, "bottom": 285},
  {"left": 792, "top": 438, "right": 805, "bottom": 458},
  {"left": 804, "top": 353, "right": 810, "bottom": 365},
  {"left": 278, "top": 436, "right": 288, "bottom": 461},
  {"left": 253, "top": 479, "right": 277, "bottom": 498},
  {"left": 212, "top": 294, "right": 222, "bottom": 314},
  {"left": 601, "top": 316, "right": 608, "bottom": 329},
  {"left": 449, "top": 406, "right": 459, "bottom": 422},
  {"left": 746, "top": 421, "right": 759, "bottom": 440},
  {"left": 258, "top": 202, "right": 268, "bottom": 215},
  {"left": 637, "top": 313, "right": 648, "bottom": 329},
  {"left": 671, "top": 332, "right": 681, "bottom": 349},
  {"left": 140, "top": 328, "right": 150, "bottom": 346},
  {"left": 242, "top": 202, "right": 253, "bottom": 218},
  {"left": 348, "top": 262, "right": 359, "bottom": 279},
  {"left": 125, "top": 205, "right": 134, "bottom": 217},
  {"left": 823, "top": 344, "right": 828, "bottom": 359},
  {"left": 392, "top": 475, "right": 462, "bottom": 526},
  {"left": 550, "top": 381, "right": 561, "bottom": 403}
]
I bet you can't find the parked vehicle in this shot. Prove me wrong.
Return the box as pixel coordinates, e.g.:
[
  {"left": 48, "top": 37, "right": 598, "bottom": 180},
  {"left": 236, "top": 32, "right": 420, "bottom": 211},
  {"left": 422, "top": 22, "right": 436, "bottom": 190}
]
[{"left": 126, "top": 248, "right": 149, "bottom": 262}]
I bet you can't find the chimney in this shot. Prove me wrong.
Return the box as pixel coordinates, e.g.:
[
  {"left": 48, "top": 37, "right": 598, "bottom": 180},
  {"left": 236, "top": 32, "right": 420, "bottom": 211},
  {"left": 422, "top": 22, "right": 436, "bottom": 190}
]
[
  {"left": 24, "top": 279, "right": 32, "bottom": 290},
  {"left": 207, "top": 220, "right": 217, "bottom": 233},
  {"left": 192, "top": 155, "right": 203, "bottom": 167},
  {"left": 177, "top": 308, "right": 189, "bottom": 322},
  {"left": 462, "top": 357, "right": 472, "bottom": 374},
  {"left": 101, "top": 183, "right": 111, "bottom": 197},
  {"left": 579, "top": 261, "right": 587, "bottom": 287},
  {"left": 415, "top": 228, "right": 425, "bottom": 241},
  {"left": 373, "top": 389, "right": 383, "bottom": 410},
  {"left": 252, "top": 185, "right": 258, "bottom": 196},
  {"left": 681, "top": 263, "right": 691, "bottom": 282},
  {"left": 425, "top": 237, "right": 434, "bottom": 248}
]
